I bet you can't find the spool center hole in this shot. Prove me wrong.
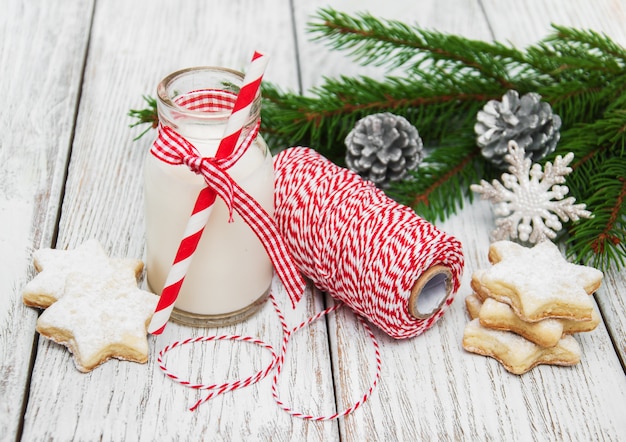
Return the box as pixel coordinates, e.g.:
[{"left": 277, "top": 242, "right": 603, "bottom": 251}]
[{"left": 416, "top": 273, "right": 448, "bottom": 316}]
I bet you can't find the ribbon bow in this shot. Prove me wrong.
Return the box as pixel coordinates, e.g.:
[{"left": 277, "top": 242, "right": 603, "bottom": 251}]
[{"left": 151, "top": 124, "right": 305, "bottom": 308}]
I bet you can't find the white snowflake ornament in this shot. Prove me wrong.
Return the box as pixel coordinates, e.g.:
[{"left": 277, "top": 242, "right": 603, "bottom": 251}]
[{"left": 471, "top": 141, "right": 592, "bottom": 244}]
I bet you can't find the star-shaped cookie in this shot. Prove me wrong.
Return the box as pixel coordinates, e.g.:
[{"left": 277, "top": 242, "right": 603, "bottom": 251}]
[
  {"left": 471, "top": 241, "right": 603, "bottom": 322},
  {"left": 462, "top": 319, "right": 581, "bottom": 375},
  {"left": 23, "top": 239, "right": 143, "bottom": 308},
  {"left": 36, "top": 274, "right": 158, "bottom": 372},
  {"left": 466, "top": 294, "right": 600, "bottom": 348}
]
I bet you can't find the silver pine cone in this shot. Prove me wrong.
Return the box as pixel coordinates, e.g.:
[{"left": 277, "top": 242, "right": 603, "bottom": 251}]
[
  {"left": 475, "top": 90, "right": 562, "bottom": 167},
  {"left": 345, "top": 112, "right": 424, "bottom": 188}
]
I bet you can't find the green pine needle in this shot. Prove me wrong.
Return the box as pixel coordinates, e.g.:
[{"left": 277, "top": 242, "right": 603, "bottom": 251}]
[{"left": 128, "top": 95, "right": 158, "bottom": 141}]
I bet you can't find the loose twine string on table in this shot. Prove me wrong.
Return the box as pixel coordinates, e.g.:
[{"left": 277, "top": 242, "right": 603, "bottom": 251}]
[{"left": 157, "top": 294, "right": 381, "bottom": 416}]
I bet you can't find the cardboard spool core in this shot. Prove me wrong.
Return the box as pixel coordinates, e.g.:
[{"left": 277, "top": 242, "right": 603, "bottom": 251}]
[{"left": 408, "top": 265, "right": 453, "bottom": 319}]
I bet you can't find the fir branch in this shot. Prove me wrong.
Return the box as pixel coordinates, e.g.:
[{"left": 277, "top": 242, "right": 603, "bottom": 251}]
[
  {"left": 590, "top": 176, "right": 625, "bottom": 257},
  {"left": 128, "top": 95, "right": 158, "bottom": 140},
  {"left": 567, "top": 169, "right": 626, "bottom": 269},
  {"left": 309, "top": 8, "right": 526, "bottom": 89},
  {"left": 387, "top": 138, "right": 484, "bottom": 221},
  {"left": 550, "top": 25, "right": 626, "bottom": 66},
  {"left": 542, "top": 82, "right": 610, "bottom": 127},
  {"left": 409, "top": 152, "right": 478, "bottom": 209},
  {"left": 546, "top": 106, "right": 626, "bottom": 268},
  {"left": 262, "top": 76, "right": 497, "bottom": 160}
]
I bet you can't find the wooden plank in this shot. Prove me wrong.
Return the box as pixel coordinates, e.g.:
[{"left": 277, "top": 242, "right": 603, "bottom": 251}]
[
  {"left": 292, "top": 1, "right": 626, "bottom": 440},
  {"left": 20, "top": 0, "right": 339, "bottom": 440},
  {"left": 480, "top": 0, "right": 626, "bottom": 47},
  {"left": 597, "top": 266, "right": 626, "bottom": 369},
  {"left": 0, "top": 0, "right": 94, "bottom": 440}
]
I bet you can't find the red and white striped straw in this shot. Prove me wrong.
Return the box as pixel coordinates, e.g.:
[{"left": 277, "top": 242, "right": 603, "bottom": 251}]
[{"left": 148, "top": 52, "right": 269, "bottom": 335}]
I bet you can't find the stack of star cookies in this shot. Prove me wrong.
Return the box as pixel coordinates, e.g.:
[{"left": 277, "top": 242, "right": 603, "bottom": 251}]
[{"left": 462, "top": 240, "right": 603, "bottom": 374}]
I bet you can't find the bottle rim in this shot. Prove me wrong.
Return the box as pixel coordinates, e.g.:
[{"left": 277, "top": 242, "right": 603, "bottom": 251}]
[{"left": 156, "top": 66, "right": 261, "bottom": 125}]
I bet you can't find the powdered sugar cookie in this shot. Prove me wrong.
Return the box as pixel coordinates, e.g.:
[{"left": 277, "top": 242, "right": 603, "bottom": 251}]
[
  {"left": 471, "top": 241, "right": 603, "bottom": 322},
  {"left": 22, "top": 239, "right": 143, "bottom": 309},
  {"left": 36, "top": 274, "right": 158, "bottom": 372},
  {"left": 478, "top": 296, "right": 563, "bottom": 347},
  {"left": 465, "top": 293, "right": 483, "bottom": 320},
  {"left": 562, "top": 310, "right": 601, "bottom": 334},
  {"left": 462, "top": 319, "right": 581, "bottom": 374},
  {"left": 469, "top": 291, "right": 600, "bottom": 335}
]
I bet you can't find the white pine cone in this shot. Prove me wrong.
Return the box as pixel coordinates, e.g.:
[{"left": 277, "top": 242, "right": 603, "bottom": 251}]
[
  {"left": 345, "top": 112, "right": 424, "bottom": 188},
  {"left": 475, "top": 90, "right": 562, "bottom": 167}
]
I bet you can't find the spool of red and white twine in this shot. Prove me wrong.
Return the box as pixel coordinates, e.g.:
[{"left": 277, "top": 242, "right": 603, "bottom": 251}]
[
  {"left": 274, "top": 147, "right": 464, "bottom": 339},
  {"left": 156, "top": 145, "right": 464, "bottom": 417}
]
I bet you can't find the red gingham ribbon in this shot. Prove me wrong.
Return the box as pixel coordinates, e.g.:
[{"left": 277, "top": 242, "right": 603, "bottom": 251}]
[{"left": 151, "top": 123, "right": 305, "bottom": 308}]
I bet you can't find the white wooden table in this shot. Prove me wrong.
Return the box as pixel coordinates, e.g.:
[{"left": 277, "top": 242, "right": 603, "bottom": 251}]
[{"left": 2, "top": 0, "right": 625, "bottom": 440}]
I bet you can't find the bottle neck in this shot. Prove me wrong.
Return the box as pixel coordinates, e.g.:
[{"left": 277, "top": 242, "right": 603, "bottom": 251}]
[{"left": 156, "top": 67, "right": 261, "bottom": 156}]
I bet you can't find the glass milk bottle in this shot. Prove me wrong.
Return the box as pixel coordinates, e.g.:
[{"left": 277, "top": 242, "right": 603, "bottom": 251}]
[{"left": 143, "top": 67, "right": 274, "bottom": 327}]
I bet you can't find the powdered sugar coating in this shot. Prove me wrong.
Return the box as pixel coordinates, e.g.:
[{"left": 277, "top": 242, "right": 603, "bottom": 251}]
[
  {"left": 462, "top": 319, "right": 581, "bottom": 374},
  {"left": 22, "top": 239, "right": 142, "bottom": 308},
  {"left": 480, "top": 297, "right": 564, "bottom": 347},
  {"left": 36, "top": 274, "right": 158, "bottom": 372},
  {"left": 472, "top": 240, "right": 603, "bottom": 321}
]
